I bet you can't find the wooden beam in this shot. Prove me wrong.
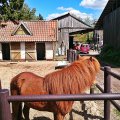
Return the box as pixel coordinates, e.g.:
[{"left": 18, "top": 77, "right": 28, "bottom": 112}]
[{"left": 59, "top": 27, "right": 93, "bottom": 29}]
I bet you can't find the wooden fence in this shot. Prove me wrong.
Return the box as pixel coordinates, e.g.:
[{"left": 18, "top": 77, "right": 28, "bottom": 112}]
[
  {"left": 67, "top": 49, "right": 120, "bottom": 119},
  {"left": 0, "top": 51, "right": 120, "bottom": 120}
]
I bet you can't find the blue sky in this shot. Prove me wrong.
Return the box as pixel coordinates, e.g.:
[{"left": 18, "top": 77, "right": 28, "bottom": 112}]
[{"left": 25, "top": 0, "right": 108, "bottom": 20}]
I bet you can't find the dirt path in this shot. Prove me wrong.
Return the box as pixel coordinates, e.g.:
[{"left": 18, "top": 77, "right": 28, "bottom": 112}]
[{"left": 0, "top": 61, "right": 119, "bottom": 120}]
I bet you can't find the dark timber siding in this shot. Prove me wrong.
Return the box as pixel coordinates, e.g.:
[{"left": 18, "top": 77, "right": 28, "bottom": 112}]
[{"left": 103, "top": 7, "right": 120, "bottom": 49}]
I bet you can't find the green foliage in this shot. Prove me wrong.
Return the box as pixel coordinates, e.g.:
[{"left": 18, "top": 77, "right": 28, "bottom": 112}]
[
  {"left": 83, "top": 17, "right": 92, "bottom": 26},
  {"left": 113, "top": 109, "right": 120, "bottom": 119},
  {"left": 99, "top": 45, "right": 120, "bottom": 66},
  {"left": 0, "top": 0, "right": 24, "bottom": 20},
  {"left": 74, "top": 34, "right": 87, "bottom": 43},
  {"left": 19, "top": 4, "right": 38, "bottom": 20},
  {"left": 74, "top": 32, "right": 93, "bottom": 43},
  {"left": 0, "top": 1, "right": 43, "bottom": 20},
  {"left": 38, "top": 13, "right": 43, "bottom": 20}
]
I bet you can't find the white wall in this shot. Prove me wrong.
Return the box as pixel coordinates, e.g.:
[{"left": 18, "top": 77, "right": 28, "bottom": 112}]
[
  {"left": 45, "top": 42, "right": 53, "bottom": 59},
  {"left": 0, "top": 43, "right": 2, "bottom": 60},
  {"left": 20, "top": 42, "right": 25, "bottom": 60}
]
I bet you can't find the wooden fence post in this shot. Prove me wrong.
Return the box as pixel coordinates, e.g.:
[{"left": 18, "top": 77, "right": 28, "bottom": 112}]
[
  {"left": 69, "top": 49, "right": 73, "bottom": 63},
  {"left": 67, "top": 49, "right": 69, "bottom": 61},
  {"left": 90, "top": 84, "right": 95, "bottom": 94},
  {"left": 74, "top": 50, "right": 77, "bottom": 61},
  {"left": 0, "top": 89, "right": 12, "bottom": 120},
  {"left": 72, "top": 51, "right": 75, "bottom": 62},
  {"left": 0, "top": 80, "right": 1, "bottom": 89},
  {"left": 104, "top": 66, "right": 111, "bottom": 120}
]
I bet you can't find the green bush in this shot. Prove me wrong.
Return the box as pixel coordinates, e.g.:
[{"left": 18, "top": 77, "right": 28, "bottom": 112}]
[{"left": 99, "top": 45, "right": 120, "bottom": 66}]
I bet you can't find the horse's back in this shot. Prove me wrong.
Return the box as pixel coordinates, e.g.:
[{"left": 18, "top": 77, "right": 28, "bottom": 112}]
[
  {"left": 10, "top": 72, "right": 45, "bottom": 95},
  {"left": 10, "top": 72, "right": 50, "bottom": 112}
]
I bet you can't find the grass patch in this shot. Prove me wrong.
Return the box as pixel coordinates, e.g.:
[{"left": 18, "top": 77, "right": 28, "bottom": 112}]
[{"left": 113, "top": 109, "right": 120, "bottom": 118}]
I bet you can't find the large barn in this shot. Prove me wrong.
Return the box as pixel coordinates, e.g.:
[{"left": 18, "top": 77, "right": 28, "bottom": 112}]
[
  {"left": 0, "top": 20, "right": 58, "bottom": 61},
  {"left": 52, "top": 13, "right": 92, "bottom": 54},
  {"left": 95, "top": 0, "right": 120, "bottom": 49}
]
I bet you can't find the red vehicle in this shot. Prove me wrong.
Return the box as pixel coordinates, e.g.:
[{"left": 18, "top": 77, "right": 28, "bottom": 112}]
[
  {"left": 80, "top": 44, "right": 90, "bottom": 54},
  {"left": 74, "top": 44, "right": 80, "bottom": 51}
]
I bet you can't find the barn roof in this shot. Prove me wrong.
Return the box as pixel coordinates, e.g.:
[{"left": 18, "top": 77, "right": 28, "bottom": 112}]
[
  {"left": 0, "top": 20, "right": 57, "bottom": 42},
  {"left": 95, "top": 0, "right": 120, "bottom": 29},
  {"left": 52, "top": 12, "right": 92, "bottom": 28}
]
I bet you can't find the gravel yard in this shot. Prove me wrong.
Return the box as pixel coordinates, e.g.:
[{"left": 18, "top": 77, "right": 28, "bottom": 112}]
[{"left": 0, "top": 61, "right": 119, "bottom": 120}]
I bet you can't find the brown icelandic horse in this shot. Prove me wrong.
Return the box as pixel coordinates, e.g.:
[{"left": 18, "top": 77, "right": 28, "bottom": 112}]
[{"left": 10, "top": 56, "right": 100, "bottom": 120}]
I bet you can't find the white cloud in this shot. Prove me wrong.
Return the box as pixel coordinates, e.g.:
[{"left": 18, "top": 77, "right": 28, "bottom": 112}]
[
  {"left": 80, "top": 0, "right": 108, "bottom": 9},
  {"left": 46, "top": 6, "right": 93, "bottom": 20},
  {"left": 57, "top": 6, "right": 73, "bottom": 11},
  {"left": 46, "top": 12, "right": 67, "bottom": 20}
]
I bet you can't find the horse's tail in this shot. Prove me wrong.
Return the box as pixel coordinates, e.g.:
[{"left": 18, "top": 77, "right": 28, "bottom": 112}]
[
  {"left": 10, "top": 74, "right": 24, "bottom": 120},
  {"left": 10, "top": 73, "right": 25, "bottom": 95}
]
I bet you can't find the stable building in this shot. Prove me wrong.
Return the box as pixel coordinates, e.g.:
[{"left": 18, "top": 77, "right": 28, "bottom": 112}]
[
  {"left": 95, "top": 0, "right": 120, "bottom": 49},
  {"left": 52, "top": 13, "right": 92, "bottom": 54},
  {"left": 0, "top": 20, "right": 58, "bottom": 61}
]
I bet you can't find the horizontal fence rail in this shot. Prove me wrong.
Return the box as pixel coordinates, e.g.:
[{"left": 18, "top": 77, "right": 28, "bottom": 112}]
[
  {"left": 101, "top": 67, "right": 120, "bottom": 80},
  {"left": 96, "top": 84, "right": 120, "bottom": 111},
  {"left": 7, "top": 93, "right": 120, "bottom": 102},
  {"left": 107, "top": 70, "right": 120, "bottom": 80}
]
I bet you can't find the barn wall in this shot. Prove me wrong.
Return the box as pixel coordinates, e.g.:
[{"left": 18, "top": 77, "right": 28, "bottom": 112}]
[
  {"left": 0, "top": 41, "right": 56, "bottom": 61},
  {"left": 58, "top": 16, "right": 89, "bottom": 31},
  {"left": 58, "top": 15, "right": 90, "bottom": 50},
  {"left": 103, "top": 7, "right": 120, "bottom": 49},
  {"left": 94, "top": 30, "right": 103, "bottom": 46},
  {"left": 11, "top": 42, "right": 21, "bottom": 60},
  {"left": 10, "top": 42, "right": 36, "bottom": 61},
  {"left": 46, "top": 42, "right": 53, "bottom": 59},
  {"left": 58, "top": 29, "right": 69, "bottom": 49},
  {"left": 20, "top": 42, "right": 25, "bottom": 59},
  {"left": 25, "top": 42, "right": 36, "bottom": 60}
]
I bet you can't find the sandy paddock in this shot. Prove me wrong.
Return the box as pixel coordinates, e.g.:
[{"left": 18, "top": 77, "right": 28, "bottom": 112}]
[{"left": 0, "top": 61, "right": 119, "bottom": 120}]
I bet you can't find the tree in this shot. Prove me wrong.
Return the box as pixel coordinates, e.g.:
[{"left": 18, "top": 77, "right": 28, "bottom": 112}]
[
  {"left": 0, "top": 1, "right": 44, "bottom": 20},
  {"left": 19, "top": 4, "right": 44, "bottom": 20},
  {"left": 74, "top": 34, "right": 88, "bottom": 43},
  {"left": 19, "top": 4, "right": 35, "bottom": 20},
  {"left": 38, "top": 13, "right": 43, "bottom": 20},
  {"left": 0, "top": 0, "right": 24, "bottom": 20},
  {"left": 83, "top": 16, "right": 93, "bottom": 26}
]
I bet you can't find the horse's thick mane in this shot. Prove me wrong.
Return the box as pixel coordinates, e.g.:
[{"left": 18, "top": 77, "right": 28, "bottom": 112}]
[{"left": 44, "top": 56, "right": 100, "bottom": 95}]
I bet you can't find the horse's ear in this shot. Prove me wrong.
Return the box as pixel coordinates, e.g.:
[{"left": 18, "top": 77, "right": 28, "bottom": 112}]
[{"left": 90, "top": 56, "right": 93, "bottom": 61}]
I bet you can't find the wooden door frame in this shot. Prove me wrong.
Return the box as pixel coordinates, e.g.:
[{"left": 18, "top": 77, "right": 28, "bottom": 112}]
[{"left": 36, "top": 42, "right": 45, "bottom": 60}]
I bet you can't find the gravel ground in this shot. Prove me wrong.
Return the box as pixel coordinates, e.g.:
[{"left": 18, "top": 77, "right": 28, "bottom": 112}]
[{"left": 0, "top": 61, "right": 119, "bottom": 120}]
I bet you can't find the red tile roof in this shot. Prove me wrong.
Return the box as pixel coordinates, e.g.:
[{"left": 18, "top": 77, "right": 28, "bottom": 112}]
[{"left": 0, "top": 20, "right": 58, "bottom": 42}]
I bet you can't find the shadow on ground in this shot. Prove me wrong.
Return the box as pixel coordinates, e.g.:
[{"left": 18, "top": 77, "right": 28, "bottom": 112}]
[
  {"left": 30, "top": 103, "right": 103, "bottom": 120},
  {"left": 69, "top": 109, "right": 103, "bottom": 120},
  {"left": 31, "top": 109, "right": 103, "bottom": 120},
  {"left": 32, "top": 116, "right": 51, "bottom": 120},
  {"left": 69, "top": 102, "right": 103, "bottom": 120}
]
